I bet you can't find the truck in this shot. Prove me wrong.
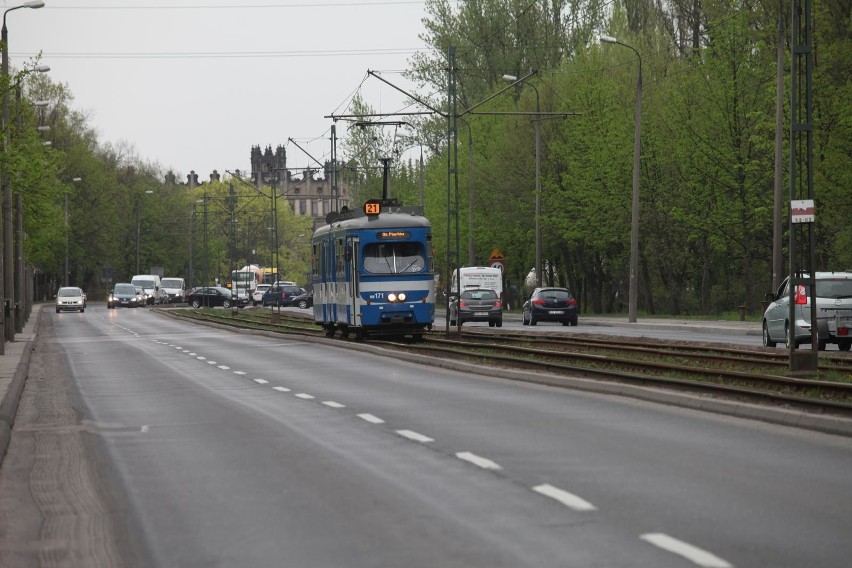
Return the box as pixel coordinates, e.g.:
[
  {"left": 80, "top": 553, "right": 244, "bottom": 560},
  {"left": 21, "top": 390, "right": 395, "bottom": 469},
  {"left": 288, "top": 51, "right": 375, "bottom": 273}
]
[
  {"left": 229, "top": 265, "right": 264, "bottom": 300},
  {"left": 450, "top": 266, "right": 503, "bottom": 299}
]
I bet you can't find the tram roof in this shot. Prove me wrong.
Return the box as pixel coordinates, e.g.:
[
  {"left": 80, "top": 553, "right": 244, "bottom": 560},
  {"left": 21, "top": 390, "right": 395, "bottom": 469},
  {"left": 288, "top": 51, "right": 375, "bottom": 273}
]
[{"left": 315, "top": 208, "right": 431, "bottom": 235}]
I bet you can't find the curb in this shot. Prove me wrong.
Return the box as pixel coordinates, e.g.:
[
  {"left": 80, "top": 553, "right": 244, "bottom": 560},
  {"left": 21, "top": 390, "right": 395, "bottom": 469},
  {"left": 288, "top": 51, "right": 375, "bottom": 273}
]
[{"left": 0, "top": 305, "right": 41, "bottom": 464}]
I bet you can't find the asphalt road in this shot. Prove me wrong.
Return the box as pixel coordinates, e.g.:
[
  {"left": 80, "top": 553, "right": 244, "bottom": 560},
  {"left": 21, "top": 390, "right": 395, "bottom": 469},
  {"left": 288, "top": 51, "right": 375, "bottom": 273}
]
[{"left": 1, "top": 307, "right": 851, "bottom": 567}]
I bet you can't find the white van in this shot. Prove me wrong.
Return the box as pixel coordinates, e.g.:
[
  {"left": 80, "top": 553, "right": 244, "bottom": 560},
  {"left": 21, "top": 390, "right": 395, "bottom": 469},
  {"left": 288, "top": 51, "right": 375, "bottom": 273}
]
[
  {"left": 131, "top": 274, "right": 166, "bottom": 305},
  {"left": 451, "top": 266, "right": 503, "bottom": 298},
  {"left": 160, "top": 277, "right": 187, "bottom": 304}
]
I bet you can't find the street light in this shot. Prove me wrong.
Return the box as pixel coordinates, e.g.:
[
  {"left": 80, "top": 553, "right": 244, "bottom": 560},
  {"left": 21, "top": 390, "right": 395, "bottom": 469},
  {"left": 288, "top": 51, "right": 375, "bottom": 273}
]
[
  {"left": 66, "top": 178, "right": 82, "bottom": 287},
  {"left": 600, "top": 34, "right": 642, "bottom": 323},
  {"left": 2, "top": 0, "right": 45, "bottom": 342},
  {"left": 502, "top": 73, "right": 541, "bottom": 288}
]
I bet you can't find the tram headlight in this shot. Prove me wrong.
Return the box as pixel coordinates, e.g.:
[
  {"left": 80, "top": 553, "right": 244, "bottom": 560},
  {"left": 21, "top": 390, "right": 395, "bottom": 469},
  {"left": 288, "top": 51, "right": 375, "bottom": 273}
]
[
  {"left": 387, "top": 292, "right": 407, "bottom": 303},
  {"left": 397, "top": 292, "right": 406, "bottom": 302}
]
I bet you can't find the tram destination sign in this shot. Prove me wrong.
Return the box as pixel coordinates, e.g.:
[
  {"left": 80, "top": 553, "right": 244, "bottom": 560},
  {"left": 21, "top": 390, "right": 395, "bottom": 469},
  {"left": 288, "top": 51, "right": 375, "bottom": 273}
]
[{"left": 378, "top": 231, "right": 411, "bottom": 240}]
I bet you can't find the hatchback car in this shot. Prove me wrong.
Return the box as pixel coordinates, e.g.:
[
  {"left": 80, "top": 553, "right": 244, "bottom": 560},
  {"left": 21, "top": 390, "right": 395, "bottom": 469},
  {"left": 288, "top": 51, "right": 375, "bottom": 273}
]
[
  {"left": 293, "top": 288, "right": 313, "bottom": 309},
  {"left": 762, "top": 272, "right": 852, "bottom": 351},
  {"left": 251, "top": 284, "right": 273, "bottom": 306},
  {"left": 56, "top": 286, "right": 86, "bottom": 313},
  {"left": 450, "top": 288, "right": 503, "bottom": 327},
  {"left": 108, "top": 283, "right": 146, "bottom": 308},
  {"left": 522, "top": 287, "right": 578, "bottom": 326},
  {"left": 262, "top": 284, "right": 304, "bottom": 307},
  {"left": 186, "top": 286, "right": 246, "bottom": 309}
]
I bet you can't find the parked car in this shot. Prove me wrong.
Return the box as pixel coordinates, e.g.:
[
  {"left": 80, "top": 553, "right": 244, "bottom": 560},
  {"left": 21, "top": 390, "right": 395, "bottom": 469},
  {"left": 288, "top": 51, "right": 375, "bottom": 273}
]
[
  {"left": 252, "top": 284, "right": 272, "bottom": 306},
  {"left": 55, "top": 286, "right": 86, "bottom": 313},
  {"left": 522, "top": 287, "right": 578, "bottom": 326},
  {"left": 449, "top": 288, "right": 502, "bottom": 327},
  {"left": 762, "top": 272, "right": 852, "bottom": 351},
  {"left": 293, "top": 288, "right": 313, "bottom": 309},
  {"left": 108, "top": 283, "right": 146, "bottom": 309},
  {"left": 186, "top": 286, "right": 247, "bottom": 309},
  {"left": 262, "top": 284, "right": 304, "bottom": 307}
]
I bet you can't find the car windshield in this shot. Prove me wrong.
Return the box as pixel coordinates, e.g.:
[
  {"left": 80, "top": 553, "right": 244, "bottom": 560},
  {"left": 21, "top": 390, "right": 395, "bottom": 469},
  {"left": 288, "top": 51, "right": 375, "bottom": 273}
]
[
  {"left": 133, "top": 280, "right": 155, "bottom": 289},
  {"left": 114, "top": 285, "right": 135, "bottom": 294},
  {"left": 539, "top": 289, "right": 571, "bottom": 300},
  {"left": 815, "top": 279, "right": 852, "bottom": 299},
  {"left": 161, "top": 279, "right": 182, "bottom": 288},
  {"left": 363, "top": 242, "right": 425, "bottom": 274},
  {"left": 462, "top": 290, "right": 497, "bottom": 300},
  {"left": 58, "top": 288, "right": 82, "bottom": 297}
]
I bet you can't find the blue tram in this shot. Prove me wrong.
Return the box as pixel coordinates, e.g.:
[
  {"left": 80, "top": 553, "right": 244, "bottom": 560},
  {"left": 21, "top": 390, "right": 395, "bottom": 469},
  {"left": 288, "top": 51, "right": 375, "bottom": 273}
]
[{"left": 311, "top": 200, "right": 435, "bottom": 339}]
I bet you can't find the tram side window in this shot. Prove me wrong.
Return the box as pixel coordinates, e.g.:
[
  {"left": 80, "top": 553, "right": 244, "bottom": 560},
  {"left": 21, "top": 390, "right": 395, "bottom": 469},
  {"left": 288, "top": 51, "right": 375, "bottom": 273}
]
[{"left": 363, "top": 242, "right": 425, "bottom": 274}]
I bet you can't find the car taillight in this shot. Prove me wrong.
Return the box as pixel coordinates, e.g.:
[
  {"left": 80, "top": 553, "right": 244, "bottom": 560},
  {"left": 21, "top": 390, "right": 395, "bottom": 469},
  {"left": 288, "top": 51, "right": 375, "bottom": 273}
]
[
  {"left": 567, "top": 298, "right": 577, "bottom": 306},
  {"left": 795, "top": 285, "right": 807, "bottom": 305},
  {"left": 495, "top": 301, "right": 502, "bottom": 308},
  {"left": 532, "top": 299, "right": 546, "bottom": 305},
  {"left": 459, "top": 301, "right": 467, "bottom": 308}
]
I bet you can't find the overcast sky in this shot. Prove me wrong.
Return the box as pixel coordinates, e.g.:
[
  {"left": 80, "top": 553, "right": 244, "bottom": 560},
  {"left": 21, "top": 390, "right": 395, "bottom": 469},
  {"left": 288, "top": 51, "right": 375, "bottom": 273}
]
[{"left": 10, "top": 0, "right": 432, "bottom": 182}]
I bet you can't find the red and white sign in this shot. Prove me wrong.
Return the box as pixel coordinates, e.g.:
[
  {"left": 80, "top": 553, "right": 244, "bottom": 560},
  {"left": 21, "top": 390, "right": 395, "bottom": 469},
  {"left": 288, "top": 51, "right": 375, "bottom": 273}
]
[{"left": 791, "top": 199, "right": 815, "bottom": 224}]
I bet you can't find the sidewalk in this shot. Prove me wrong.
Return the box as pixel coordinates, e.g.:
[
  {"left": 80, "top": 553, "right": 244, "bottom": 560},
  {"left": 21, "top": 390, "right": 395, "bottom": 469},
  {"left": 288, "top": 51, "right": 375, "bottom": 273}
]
[{"left": 0, "top": 304, "right": 41, "bottom": 464}]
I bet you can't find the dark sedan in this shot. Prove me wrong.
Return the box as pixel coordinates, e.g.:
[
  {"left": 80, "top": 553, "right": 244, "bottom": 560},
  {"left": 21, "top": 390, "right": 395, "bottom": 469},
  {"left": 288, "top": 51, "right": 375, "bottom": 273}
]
[
  {"left": 449, "top": 289, "right": 503, "bottom": 327},
  {"left": 293, "top": 289, "right": 313, "bottom": 309},
  {"left": 522, "top": 287, "right": 578, "bottom": 326},
  {"left": 108, "top": 283, "right": 146, "bottom": 309},
  {"left": 186, "top": 286, "right": 247, "bottom": 309},
  {"left": 262, "top": 284, "right": 304, "bottom": 307}
]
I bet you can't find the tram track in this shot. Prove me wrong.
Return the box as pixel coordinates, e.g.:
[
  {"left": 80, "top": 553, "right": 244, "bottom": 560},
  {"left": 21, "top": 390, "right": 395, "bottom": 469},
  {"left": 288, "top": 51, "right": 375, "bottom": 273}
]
[{"left": 165, "top": 308, "right": 852, "bottom": 418}]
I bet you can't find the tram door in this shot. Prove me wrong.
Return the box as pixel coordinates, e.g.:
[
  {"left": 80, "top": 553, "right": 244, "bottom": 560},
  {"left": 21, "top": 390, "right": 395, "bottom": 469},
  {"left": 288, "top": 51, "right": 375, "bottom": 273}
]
[{"left": 346, "top": 236, "right": 360, "bottom": 326}]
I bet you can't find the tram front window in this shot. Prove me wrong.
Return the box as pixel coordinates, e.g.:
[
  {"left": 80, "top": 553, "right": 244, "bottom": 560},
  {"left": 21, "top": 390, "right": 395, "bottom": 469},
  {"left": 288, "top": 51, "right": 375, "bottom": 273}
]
[{"left": 363, "top": 242, "right": 424, "bottom": 274}]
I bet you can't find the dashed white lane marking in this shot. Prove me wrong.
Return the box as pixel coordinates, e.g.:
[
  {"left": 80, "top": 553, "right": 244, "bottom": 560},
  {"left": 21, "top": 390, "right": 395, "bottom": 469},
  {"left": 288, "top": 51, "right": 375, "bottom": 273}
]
[
  {"left": 640, "top": 533, "right": 732, "bottom": 568},
  {"left": 189, "top": 352, "right": 197, "bottom": 356},
  {"left": 196, "top": 356, "right": 206, "bottom": 360},
  {"left": 207, "top": 361, "right": 217, "bottom": 365},
  {"left": 253, "top": 379, "right": 269, "bottom": 385},
  {"left": 273, "top": 386, "right": 291, "bottom": 392},
  {"left": 358, "top": 413, "right": 384, "bottom": 424},
  {"left": 296, "top": 393, "right": 315, "bottom": 400},
  {"left": 532, "top": 484, "right": 597, "bottom": 512},
  {"left": 322, "top": 401, "right": 345, "bottom": 408},
  {"left": 234, "top": 371, "right": 246, "bottom": 375},
  {"left": 218, "top": 365, "right": 230, "bottom": 370},
  {"left": 455, "top": 452, "right": 502, "bottom": 470},
  {"left": 396, "top": 430, "right": 434, "bottom": 443},
  {"left": 141, "top": 425, "right": 150, "bottom": 433}
]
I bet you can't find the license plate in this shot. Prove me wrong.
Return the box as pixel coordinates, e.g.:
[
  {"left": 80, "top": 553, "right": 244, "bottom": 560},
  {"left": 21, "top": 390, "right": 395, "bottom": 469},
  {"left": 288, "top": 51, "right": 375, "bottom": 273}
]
[
  {"left": 474, "top": 312, "right": 488, "bottom": 316},
  {"left": 549, "top": 310, "right": 564, "bottom": 315}
]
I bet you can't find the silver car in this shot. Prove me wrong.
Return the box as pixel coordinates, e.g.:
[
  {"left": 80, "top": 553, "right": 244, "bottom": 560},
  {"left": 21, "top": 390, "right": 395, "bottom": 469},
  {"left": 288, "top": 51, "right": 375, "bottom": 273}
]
[
  {"left": 56, "top": 286, "right": 86, "bottom": 313},
  {"left": 762, "top": 272, "right": 852, "bottom": 351}
]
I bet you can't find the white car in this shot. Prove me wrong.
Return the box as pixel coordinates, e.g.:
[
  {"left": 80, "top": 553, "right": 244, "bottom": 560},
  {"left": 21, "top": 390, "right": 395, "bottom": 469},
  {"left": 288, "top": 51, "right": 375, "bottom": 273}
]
[
  {"left": 252, "top": 284, "right": 272, "bottom": 306},
  {"left": 56, "top": 286, "right": 86, "bottom": 313},
  {"left": 763, "top": 272, "right": 852, "bottom": 351}
]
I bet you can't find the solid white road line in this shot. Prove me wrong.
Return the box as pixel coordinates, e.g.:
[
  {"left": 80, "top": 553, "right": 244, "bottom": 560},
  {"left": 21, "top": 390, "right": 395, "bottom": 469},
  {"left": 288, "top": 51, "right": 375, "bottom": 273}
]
[
  {"left": 640, "top": 533, "right": 733, "bottom": 568},
  {"left": 532, "top": 484, "right": 597, "bottom": 512},
  {"left": 396, "top": 430, "right": 434, "bottom": 443},
  {"left": 358, "top": 413, "right": 384, "bottom": 424},
  {"left": 323, "top": 401, "right": 346, "bottom": 408},
  {"left": 455, "top": 452, "right": 502, "bottom": 470}
]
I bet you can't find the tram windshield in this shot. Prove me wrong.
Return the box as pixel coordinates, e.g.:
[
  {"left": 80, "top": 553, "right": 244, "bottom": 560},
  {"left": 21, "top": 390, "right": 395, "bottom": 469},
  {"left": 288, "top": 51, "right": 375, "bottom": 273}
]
[{"left": 363, "top": 242, "right": 425, "bottom": 274}]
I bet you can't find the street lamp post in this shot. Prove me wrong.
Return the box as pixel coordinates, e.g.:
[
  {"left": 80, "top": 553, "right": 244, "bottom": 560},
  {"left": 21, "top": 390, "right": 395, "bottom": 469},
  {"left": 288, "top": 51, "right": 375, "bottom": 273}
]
[
  {"left": 2, "top": 0, "right": 45, "bottom": 342},
  {"left": 66, "top": 178, "right": 81, "bottom": 287},
  {"left": 502, "top": 74, "right": 541, "bottom": 288},
  {"left": 600, "top": 34, "right": 642, "bottom": 323}
]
